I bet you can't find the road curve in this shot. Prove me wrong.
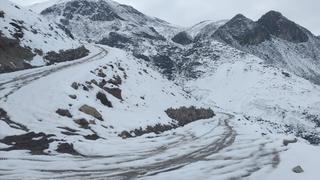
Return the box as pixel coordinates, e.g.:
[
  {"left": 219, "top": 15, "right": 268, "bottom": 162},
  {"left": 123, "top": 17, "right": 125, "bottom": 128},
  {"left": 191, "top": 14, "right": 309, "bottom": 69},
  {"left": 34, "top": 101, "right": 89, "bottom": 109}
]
[{"left": 0, "top": 45, "right": 108, "bottom": 101}]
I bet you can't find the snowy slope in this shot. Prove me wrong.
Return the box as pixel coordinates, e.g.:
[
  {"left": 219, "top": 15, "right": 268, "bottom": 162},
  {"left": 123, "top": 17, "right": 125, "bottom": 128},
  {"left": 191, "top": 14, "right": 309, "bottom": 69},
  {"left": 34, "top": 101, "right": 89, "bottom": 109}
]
[
  {"left": 0, "top": 44, "right": 195, "bottom": 144},
  {"left": 1, "top": 0, "right": 320, "bottom": 179},
  {"left": 186, "top": 19, "right": 228, "bottom": 39},
  {"left": 0, "top": 45, "right": 292, "bottom": 180},
  {"left": 0, "top": 0, "right": 83, "bottom": 72},
  {"left": 184, "top": 46, "right": 320, "bottom": 144}
]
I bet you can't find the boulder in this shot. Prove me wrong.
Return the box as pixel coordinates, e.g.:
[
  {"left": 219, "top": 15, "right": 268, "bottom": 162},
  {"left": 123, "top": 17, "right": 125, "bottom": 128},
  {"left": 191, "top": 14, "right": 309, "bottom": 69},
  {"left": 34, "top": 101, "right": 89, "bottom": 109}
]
[
  {"left": 71, "top": 82, "right": 79, "bottom": 90},
  {"left": 79, "top": 105, "right": 103, "bottom": 121},
  {"left": 56, "top": 143, "right": 80, "bottom": 155},
  {"left": 74, "top": 118, "right": 89, "bottom": 128},
  {"left": 96, "top": 92, "right": 113, "bottom": 107},
  {"left": 69, "top": 94, "right": 77, "bottom": 99},
  {"left": 292, "top": 165, "right": 304, "bottom": 173},
  {"left": 56, "top": 109, "right": 72, "bottom": 118},
  {"left": 104, "top": 87, "right": 123, "bottom": 100},
  {"left": 283, "top": 138, "right": 297, "bottom": 146}
]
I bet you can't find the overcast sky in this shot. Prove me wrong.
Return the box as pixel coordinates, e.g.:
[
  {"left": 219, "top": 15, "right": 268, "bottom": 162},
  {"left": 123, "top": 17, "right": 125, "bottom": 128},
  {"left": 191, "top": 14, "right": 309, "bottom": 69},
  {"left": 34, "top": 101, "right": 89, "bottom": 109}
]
[{"left": 12, "top": 0, "right": 320, "bottom": 35}]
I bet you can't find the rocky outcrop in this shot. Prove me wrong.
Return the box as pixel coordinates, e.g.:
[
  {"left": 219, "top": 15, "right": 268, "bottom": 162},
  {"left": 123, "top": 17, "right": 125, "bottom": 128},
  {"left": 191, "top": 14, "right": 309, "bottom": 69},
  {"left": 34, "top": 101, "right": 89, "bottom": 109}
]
[
  {"left": 211, "top": 11, "right": 320, "bottom": 85},
  {"left": 0, "top": 34, "right": 34, "bottom": 73},
  {"left": 56, "top": 109, "right": 72, "bottom": 118},
  {"left": 74, "top": 118, "right": 89, "bottom": 129},
  {"left": 0, "top": 10, "right": 5, "bottom": 18},
  {"left": 257, "top": 11, "right": 309, "bottom": 43},
  {"left": 56, "top": 143, "right": 81, "bottom": 155},
  {"left": 172, "top": 31, "right": 193, "bottom": 45},
  {"left": 41, "top": 0, "right": 124, "bottom": 22},
  {"left": 98, "top": 32, "right": 133, "bottom": 49},
  {"left": 0, "top": 132, "right": 55, "bottom": 155},
  {"left": 165, "top": 106, "right": 215, "bottom": 126},
  {"left": 96, "top": 92, "right": 113, "bottom": 107},
  {"left": 212, "top": 11, "right": 310, "bottom": 46},
  {"left": 44, "top": 46, "right": 89, "bottom": 64},
  {"left": 292, "top": 166, "right": 304, "bottom": 173},
  {"left": 79, "top": 105, "right": 103, "bottom": 121},
  {"left": 283, "top": 138, "right": 298, "bottom": 146},
  {"left": 104, "top": 87, "right": 123, "bottom": 100}
]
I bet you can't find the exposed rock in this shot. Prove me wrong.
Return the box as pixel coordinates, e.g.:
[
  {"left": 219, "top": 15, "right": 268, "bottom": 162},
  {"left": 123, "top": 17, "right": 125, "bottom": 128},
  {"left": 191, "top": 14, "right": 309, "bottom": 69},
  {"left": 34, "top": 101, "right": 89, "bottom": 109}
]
[
  {"left": 133, "top": 54, "right": 150, "bottom": 62},
  {"left": 56, "top": 109, "right": 72, "bottom": 118},
  {"left": 282, "top": 71, "right": 291, "bottom": 77},
  {"left": 71, "top": 82, "right": 79, "bottom": 90},
  {"left": 82, "top": 85, "right": 89, "bottom": 91},
  {"left": 56, "top": 143, "right": 80, "bottom": 155},
  {"left": 10, "top": 21, "right": 25, "bottom": 40},
  {"left": 292, "top": 165, "right": 304, "bottom": 173},
  {"left": 69, "top": 94, "right": 77, "bottom": 99},
  {"left": 44, "top": 46, "right": 89, "bottom": 64},
  {"left": 84, "top": 134, "right": 100, "bottom": 140},
  {"left": 74, "top": 118, "right": 89, "bottom": 129},
  {"left": 283, "top": 138, "right": 298, "bottom": 146},
  {"left": 211, "top": 11, "right": 320, "bottom": 85},
  {"left": 104, "top": 87, "right": 123, "bottom": 100},
  {"left": 97, "top": 69, "right": 106, "bottom": 78},
  {"left": 0, "top": 34, "right": 34, "bottom": 73},
  {"left": 89, "top": 120, "right": 96, "bottom": 125},
  {"left": 41, "top": 0, "right": 125, "bottom": 22},
  {"left": 119, "top": 123, "right": 178, "bottom": 138},
  {"left": 0, "top": 132, "right": 55, "bottom": 155},
  {"left": 107, "top": 75, "right": 122, "bottom": 86},
  {"left": 79, "top": 105, "right": 103, "bottom": 121},
  {"left": 96, "top": 92, "right": 113, "bottom": 107},
  {"left": 133, "top": 29, "right": 166, "bottom": 41},
  {"left": 152, "top": 55, "right": 175, "bottom": 79},
  {"left": 0, "top": 108, "right": 29, "bottom": 131},
  {"left": 90, "top": 79, "right": 98, "bottom": 86},
  {"left": 99, "top": 32, "right": 133, "bottom": 49},
  {"left": 172, "top": 31, "right": 193, "bottom": 45},
  {"left": 56, "top": 23, "right": 74, "bottom": 39},
  {"left": 120, "top": 131, "right": 132, "bottom": 139},
  {"left": 165, "top": 106, "right": 215, "bottom": 126},
  {"left": 0, "top": 10, "right": 5, "bottom": 18},
  {"left": 258, "top": 11, "right": 309, "bottom": 43},
  {"left": 33, "top": 48, "right": 43, "bottom": 56}
]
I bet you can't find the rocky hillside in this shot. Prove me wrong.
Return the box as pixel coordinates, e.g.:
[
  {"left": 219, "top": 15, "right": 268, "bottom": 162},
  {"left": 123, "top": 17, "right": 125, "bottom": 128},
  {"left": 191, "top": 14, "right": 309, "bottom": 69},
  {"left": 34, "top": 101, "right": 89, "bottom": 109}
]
[
  {"left": 39, "top": 0, "right": 178, "bottom": 41},
  {"left": 1, "top": 0, "right": 320, "bottom": 179},
  {"left": 0, "top": 0, "right": 88, "bottom": 73},
  {"left": 209, "top": 11, "right": 320, "bottom": 85}
]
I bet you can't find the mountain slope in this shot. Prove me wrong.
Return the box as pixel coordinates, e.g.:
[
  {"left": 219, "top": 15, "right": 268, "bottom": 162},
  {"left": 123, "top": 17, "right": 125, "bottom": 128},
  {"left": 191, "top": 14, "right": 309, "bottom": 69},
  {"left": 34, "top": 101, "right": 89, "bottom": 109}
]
[
  {"left": 210, "top": 11, "right": 320, "bottom": 85},
  {"left": 39, "top": 0, "right": 178, "bottom": 41},
  {"left": 1, "top": 0, "right": 320, "bottom": 179},
  {"left": 0, "top": 0, "right": 88, "bottom": 73}
]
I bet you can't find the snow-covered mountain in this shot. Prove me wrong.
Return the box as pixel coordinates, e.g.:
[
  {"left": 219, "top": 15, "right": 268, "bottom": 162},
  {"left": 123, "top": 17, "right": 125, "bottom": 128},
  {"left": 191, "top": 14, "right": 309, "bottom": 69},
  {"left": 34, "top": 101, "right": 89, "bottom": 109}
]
[
  {"left": 1, "top": 0, "right": 320, "bottom": 179},
  {"left": 0, "top": 0, "right": 89, "bottom": 73},
  {"left": 38, "top": 0, "right": 178, "bottom": 41},
  {"left": 210, "top": 11, "right": 320, "bottom": 85}
]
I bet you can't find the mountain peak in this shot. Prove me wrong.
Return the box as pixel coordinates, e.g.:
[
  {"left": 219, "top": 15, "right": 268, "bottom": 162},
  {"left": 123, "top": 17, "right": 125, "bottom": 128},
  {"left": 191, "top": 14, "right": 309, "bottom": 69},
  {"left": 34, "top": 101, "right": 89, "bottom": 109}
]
[
  {"left": 258, "top": 10, "right": 309, "bottom": 43},
  {"left": 232, "top": 14, "right": 248, "bottom": 20},
  {"left": 261, "top": 10, "right": 284, "bottom": 20},
  {"left": 228, "top": 13, "right": 253, "bottom": 24}
]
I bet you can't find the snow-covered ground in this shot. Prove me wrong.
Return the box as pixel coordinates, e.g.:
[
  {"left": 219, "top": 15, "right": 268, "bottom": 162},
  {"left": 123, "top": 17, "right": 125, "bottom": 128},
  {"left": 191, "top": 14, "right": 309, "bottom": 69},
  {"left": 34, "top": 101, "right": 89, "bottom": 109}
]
[
  {"left": 1, "top": 44, "right": 319, "bottom": 179},
  {"left": 1, "top": 0, "right": 320, "bottom": 179}
]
